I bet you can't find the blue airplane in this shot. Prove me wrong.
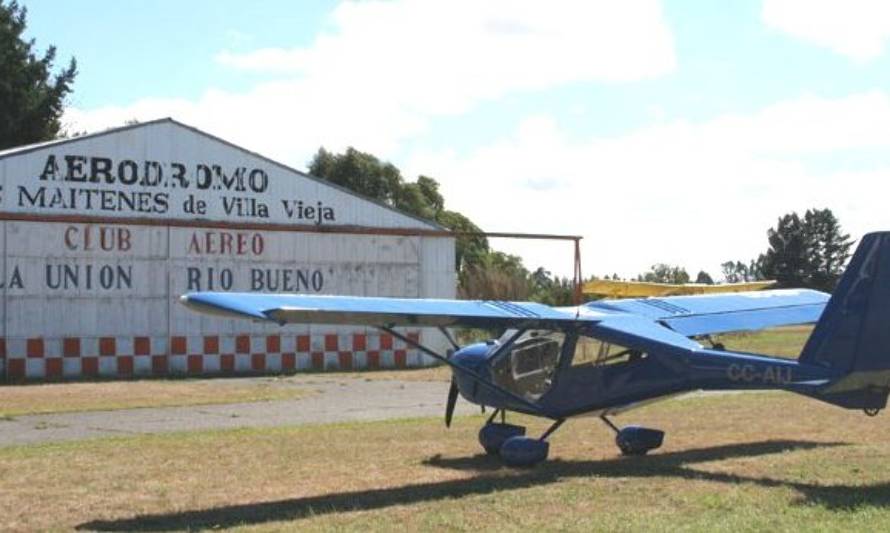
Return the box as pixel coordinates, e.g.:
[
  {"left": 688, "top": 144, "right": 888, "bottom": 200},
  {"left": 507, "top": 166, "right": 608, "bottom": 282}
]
[{"left": 181, "top": 232, "right": 890, "bottom": 467}]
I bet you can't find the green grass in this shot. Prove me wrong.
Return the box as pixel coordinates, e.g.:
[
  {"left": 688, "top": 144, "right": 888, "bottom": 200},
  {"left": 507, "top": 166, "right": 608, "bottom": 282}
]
[{"left": 1, "top": 393, "right": 889, "bottom": 531}]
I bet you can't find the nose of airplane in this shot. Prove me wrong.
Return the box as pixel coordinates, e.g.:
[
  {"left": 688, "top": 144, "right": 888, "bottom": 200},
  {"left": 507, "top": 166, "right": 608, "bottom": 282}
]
[
  {"left": 447, "top": 342, "right": 496, "bottom": 402},
  {"left": 442, "top": 343, "right": 492, "bottom": 427},
  {"left": 450, "top": 342, "right": 494, "bottom": 375}
]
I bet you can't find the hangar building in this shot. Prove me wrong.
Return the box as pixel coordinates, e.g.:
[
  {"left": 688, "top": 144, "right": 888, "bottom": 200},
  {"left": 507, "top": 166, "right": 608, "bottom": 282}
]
[{"left": 0, "top": 118, "right": 456, "bottom": 382}]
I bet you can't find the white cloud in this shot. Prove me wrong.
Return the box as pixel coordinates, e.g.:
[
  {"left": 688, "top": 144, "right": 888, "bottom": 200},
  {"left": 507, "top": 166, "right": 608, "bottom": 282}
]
[
  {"left": 62, "top": 2, "right": 890, "bottom": 281},
  {"left": 65, "top": 0, "right": 675, "bottom": 165},
  {"left": 762, "top": 0, "right": 890, "bottom": 62},
  {"left": 405, "top": 92, "right": 890, "bottom": 278}
]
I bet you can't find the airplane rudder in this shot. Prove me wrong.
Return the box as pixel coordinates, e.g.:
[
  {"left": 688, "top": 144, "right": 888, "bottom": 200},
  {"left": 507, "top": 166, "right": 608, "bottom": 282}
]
[{"left": 799, "top": 232, "right": 890, "bottom": 372}]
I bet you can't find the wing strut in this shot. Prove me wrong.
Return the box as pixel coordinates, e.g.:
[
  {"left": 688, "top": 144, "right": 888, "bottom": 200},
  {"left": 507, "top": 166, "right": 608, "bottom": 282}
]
[
  {"left": 378, "top": 327, "right": 549, "bottom": 417},
  {"left": 437, "top": 326, "right": 460, "bottom": 351}
]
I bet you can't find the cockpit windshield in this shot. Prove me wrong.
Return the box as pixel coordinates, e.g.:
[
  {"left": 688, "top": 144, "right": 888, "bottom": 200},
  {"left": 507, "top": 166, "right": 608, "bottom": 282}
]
[{"left": 490, "top": 329, "right": 565, "bottom": 401}]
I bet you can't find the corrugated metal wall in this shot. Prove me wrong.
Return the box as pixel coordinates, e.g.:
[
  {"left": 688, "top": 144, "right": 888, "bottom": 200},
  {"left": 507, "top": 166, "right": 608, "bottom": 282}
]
[{"left": 0, "top": 119, "right": 455, "bottom": 381}]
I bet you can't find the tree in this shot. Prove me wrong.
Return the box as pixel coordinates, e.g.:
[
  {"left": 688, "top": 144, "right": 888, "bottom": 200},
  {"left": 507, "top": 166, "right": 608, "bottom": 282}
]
[
  {"left": 758, "top": 213, "right": 811, "bottom": 287},
  {"left": 307, "top": 146, "right": 586, "bottom": 303},
  {"left": 758, "top": 208, "right": 853, "bottom": 290},
  {"left": 528, "top": 267, "right": 574, "bottom": 306},
  {"left": 458, "top": 251, "right": 530, "bottom": 301},
  {"left": 393, "top": 181, "right": 435, "bottom": 220},
  {"left": 308, "top": 147, "right": 449, "bottom": 221},
  {"left": 416, "top": 176, "right": 444, "bottom": 213},
  {"left": 0, "top": 1, "right": 77, "bottom": 149},
  {"left": 308, "top": 147, "right": 402, "bottom": 206},
  {"left": 803, "top": 208, "right": 853, "bottom": 292},
  {"left": 720, "top": 260, "right": 763, "bottom": 283},
  {"left": 309, "top": 147, "right": 497, "bottom": 274},
  {"left": 638, "top": 263, "right": 690, "bottom": 284},
  {"left": 435, "top": 209, "right": 489, "bottom": 271},
  {"left": 695, "top": 271, "right": 714, "bottom": 285}
]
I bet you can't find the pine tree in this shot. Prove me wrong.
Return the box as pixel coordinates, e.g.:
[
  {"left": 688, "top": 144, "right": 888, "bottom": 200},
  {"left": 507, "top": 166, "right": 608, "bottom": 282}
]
[
  {"left": 758, "top": 209, "right": 852, "bottom": 290},
  {"left": 803, "top": 208, "right": 853, "bottom": 291}
]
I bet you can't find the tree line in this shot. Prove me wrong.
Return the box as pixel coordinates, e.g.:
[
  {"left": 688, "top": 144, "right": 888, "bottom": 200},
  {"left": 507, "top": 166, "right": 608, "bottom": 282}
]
[{"left": 635, "top": 208, "right": 853, "bottom": 292}]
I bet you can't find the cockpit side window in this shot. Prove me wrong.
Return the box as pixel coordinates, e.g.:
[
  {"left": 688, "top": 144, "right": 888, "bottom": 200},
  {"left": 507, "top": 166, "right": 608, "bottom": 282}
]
[
  {"left": 490, "top": 329, "right": 565, "bottom": 401},
  {"left": 571, "top": 335, "right": 645, "bottom": 368}
]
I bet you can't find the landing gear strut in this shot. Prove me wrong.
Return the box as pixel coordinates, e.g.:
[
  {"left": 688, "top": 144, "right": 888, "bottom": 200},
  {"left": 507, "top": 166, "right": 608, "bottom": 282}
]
[
  {"left": 478, "top": 410, "right": 566, "bottom": 467},
  {"left": 601, "top": 415, "right": 664, "bottom": 456}
]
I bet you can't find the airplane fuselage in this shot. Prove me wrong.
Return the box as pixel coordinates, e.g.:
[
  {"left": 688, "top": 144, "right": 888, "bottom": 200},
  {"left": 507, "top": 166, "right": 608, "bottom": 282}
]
[{"left": 449, "top": 330, "right": 844, "bottom": 421}]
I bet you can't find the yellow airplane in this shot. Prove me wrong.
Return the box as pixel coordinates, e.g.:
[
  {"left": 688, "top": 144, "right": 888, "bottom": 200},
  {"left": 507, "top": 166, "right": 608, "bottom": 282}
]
[{"left": 583, "top": 279, "right": 775, "bottom": 298}]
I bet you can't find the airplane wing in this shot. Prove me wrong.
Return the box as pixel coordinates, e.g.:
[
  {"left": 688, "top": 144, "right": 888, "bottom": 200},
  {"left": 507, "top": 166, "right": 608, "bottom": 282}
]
[
  {"left": 591, "top": 315, "right": 703, "bottom": 351},
  {"left": 587, "top": 288, "right": 828, "bottom": 337},
  {"left": 180, "top": 292, "right": 589, "bottom": 330},
  {"left": 583, "top": 279, "right": 776, "bottom": 298}
]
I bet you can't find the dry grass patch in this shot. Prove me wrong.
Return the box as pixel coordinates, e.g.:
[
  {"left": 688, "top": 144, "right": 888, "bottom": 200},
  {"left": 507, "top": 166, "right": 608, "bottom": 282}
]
[
  {"left": 1, "top": 392, "right": 889, "bottom": 531},
  {"left": 0, "top": 378, "right": 313, "bottom": 417}
]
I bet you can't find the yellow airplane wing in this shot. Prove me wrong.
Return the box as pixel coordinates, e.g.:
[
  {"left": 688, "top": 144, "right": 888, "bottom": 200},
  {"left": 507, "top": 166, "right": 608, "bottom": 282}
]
[{"left": 582, "top": 279, "right": 776, "bottom": 298}]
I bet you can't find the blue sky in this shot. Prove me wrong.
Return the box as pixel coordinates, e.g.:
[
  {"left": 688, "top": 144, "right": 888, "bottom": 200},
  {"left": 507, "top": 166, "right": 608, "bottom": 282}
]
[{"left": 22, "top": 0, "right": 890, "bottom": 278}]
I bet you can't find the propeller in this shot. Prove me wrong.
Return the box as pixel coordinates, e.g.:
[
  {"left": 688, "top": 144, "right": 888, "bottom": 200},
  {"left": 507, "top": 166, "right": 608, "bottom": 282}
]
[{"left": 445, "top": 378, "right": 459, "bottom": 427}]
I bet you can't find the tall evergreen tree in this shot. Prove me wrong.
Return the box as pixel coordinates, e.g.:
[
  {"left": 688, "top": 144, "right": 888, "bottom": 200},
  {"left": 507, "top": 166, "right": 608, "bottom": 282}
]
[
  {"left": 759, "top": 213, "right": 812, "bottom": 288},
  {"left": 0, "top": 1, "right": 77, "bottom": 149},
  {"left": 802, "top": 208, "right": 854, "bottom": 291},
  {"left": 758, "top": 208, "right": 852, "bottom": 290}
]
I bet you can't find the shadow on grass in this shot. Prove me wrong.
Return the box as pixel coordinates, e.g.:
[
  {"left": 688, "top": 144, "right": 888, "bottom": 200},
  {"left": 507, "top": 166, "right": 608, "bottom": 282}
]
[{"left": 78, "top": 439, "right": 888, "bottom": 531}]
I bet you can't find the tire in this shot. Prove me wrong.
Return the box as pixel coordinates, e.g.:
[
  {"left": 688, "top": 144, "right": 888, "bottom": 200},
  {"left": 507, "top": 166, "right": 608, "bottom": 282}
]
[
  {"left": 500, "top": 436, "right": 549, "bottom": 467},
  {"left": 478, "top": 423, "right": 526, "bottom": 455}
]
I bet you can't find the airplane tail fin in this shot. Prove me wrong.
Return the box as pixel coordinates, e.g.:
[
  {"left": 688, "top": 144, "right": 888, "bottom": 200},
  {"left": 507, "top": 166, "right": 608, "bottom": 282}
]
[{"left": 799, "top": 231, "right": 890, "bottom": 410}]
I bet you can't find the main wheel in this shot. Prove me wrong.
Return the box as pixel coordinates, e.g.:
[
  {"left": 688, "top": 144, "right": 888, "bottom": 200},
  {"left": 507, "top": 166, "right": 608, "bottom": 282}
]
[
  {"left": 500, "top": 436, "right": 549, "bottom": 467},
  {"left": 616, "top": 426, "right": 664, "bottom": 456},
  {"left": 478, "top": 423, "right": 526, "bottom": 455},
  {"left": 616, "top": 437, "right": 649, "bottom": 456}
]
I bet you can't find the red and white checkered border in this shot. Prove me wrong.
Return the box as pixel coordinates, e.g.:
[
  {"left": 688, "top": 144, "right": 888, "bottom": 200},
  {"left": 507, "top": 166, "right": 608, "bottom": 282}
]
[{"left": 1, "top": 331, "right": 427, "bottom": 381}]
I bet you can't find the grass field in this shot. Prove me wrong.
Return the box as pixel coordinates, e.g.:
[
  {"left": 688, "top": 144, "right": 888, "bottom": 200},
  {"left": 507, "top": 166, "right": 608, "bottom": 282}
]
[
  {"left": 1, "top": 393, "right": 889, "bottom": 531},
  {"left": 0, "top": 378, "right": 312, "bottom": 418},
  {"left": 4, "top": 324, "right": 886, "bottom": 531}
]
